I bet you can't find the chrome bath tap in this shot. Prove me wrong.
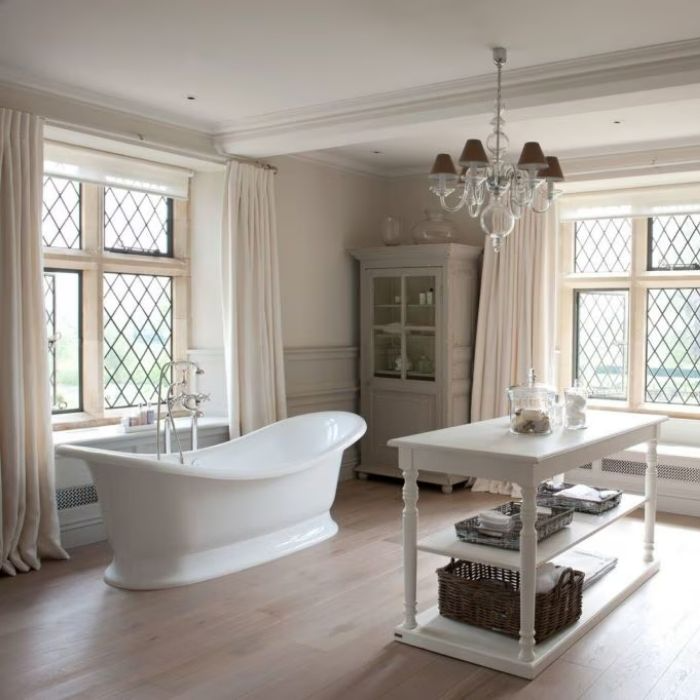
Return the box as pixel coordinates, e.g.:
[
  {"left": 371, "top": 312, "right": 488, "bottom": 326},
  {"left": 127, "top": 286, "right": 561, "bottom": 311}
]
[{"left": 156, "top": 361, "right": 210, "bottom": 464}]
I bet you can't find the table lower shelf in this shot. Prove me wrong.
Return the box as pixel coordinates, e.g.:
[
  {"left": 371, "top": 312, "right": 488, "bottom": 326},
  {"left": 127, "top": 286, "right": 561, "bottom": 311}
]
[{"left": 394, "top": 545, "right": 659, "bottom": 680}]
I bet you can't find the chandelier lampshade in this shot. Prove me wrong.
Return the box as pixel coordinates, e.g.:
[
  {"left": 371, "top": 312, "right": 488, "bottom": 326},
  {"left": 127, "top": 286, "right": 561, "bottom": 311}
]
[{"left": 427, "top": 47, "right": 565, "bottom": 252}]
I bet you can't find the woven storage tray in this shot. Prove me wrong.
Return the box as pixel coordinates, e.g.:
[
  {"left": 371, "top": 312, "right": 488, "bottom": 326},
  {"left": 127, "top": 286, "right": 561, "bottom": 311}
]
[
  {"left": 454, "top": 501, "right": 574, "bottom": 550},
  {"left": 437, "top": 559, "right": 584, "bottom": 643},
  {"left": 538, "top": 482, "right": 622, "bottom": 515}
]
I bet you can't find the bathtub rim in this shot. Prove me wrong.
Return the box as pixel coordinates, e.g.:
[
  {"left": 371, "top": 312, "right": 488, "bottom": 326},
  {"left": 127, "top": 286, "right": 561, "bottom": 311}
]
[{"left": 55, "top": 410, "right": 367, "bottom": 481}]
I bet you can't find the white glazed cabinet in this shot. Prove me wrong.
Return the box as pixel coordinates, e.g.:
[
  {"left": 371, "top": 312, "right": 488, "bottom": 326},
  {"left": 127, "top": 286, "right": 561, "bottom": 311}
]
[{"left": 351, "top": 244, "right": 481, "bottom": 492}]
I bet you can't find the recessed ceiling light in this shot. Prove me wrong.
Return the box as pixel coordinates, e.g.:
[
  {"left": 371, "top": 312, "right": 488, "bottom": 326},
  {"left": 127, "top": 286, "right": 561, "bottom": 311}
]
[{"left": 186, "top": 95, "right": 196, "bottom": 101}]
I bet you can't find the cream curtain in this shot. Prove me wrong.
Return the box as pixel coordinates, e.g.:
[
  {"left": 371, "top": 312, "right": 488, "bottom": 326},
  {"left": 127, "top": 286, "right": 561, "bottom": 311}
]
[
  {"left": 0, "top": 108, "right": 67, "bottom": 575},
  {"left": 221, "top": 161, "right": 287, "bottom": 437},
  {"left": 471, "top": 207, "right": 558, "bottom": 495}
]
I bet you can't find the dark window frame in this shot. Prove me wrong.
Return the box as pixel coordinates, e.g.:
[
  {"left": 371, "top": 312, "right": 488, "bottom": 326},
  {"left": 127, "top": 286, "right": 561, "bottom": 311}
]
[{"left": 44, "top": 267, "right": 84, "bottom": 415}]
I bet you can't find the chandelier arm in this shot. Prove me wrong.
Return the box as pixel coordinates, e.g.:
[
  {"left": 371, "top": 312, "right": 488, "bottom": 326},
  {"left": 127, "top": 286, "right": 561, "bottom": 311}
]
[{"left": 438, "top": 187, "right": 470, "bottom": 213}]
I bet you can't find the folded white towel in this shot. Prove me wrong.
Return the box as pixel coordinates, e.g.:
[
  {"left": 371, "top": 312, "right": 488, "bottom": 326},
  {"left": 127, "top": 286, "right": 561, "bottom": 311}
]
[
  {"left": 477, "top": 510, "right": 516, "bottom": 533},
  {"left": 536, "top": 563, "right": 566, "bottom": 594},
  {"left": 554, "top": 484, "right": 616, "bottom": 502}
]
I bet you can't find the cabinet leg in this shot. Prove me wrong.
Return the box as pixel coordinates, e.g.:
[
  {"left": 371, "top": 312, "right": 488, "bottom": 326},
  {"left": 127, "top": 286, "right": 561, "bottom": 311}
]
[
  {"left": 644, "top": 436, "right": 658, "bottom": 563},
  {"left": 357, "top": 472, "right": 369, "bottom": 481},
  {"left": 400, "top": 447, "right": 419, "bottom": 630},
  {"left": 441, "top": 484, "right": 453, "bottom": 495},
  {"left": 518, "top": 484, "right": 537, "bottom": 663}
]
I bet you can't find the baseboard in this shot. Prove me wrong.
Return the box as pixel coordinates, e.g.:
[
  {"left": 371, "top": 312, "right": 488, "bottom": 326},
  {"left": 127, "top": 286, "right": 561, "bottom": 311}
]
[{"left": 59, "top": 503, "right": 107, "bottom": 549}]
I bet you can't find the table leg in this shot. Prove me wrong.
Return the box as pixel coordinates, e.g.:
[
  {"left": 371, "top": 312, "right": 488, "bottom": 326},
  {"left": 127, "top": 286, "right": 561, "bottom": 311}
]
[
  {"left": 644, "top": 435, "right": 658, "bottom": 564},
  {"left": 518, "top": 484, "right": 537, "bottom": 662},
  {"left": 400, "top": 447, "right": 419, "bottom": 630}
]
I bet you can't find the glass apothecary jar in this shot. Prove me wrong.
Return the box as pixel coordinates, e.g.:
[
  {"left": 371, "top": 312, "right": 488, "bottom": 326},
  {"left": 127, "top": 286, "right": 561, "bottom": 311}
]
[
  {"left": 507, "top": 369, "right": 554, "bottom": 435},
  {"left": 564, "top": 383, "right": 588, "bottom": 430}
]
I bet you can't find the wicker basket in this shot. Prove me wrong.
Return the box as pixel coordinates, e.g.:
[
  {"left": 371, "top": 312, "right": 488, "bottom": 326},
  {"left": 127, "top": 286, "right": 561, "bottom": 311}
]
[
  {"left": 538, "top": 482, "right": 622, "bottom": 515},
  {"left": 454, "top": 502, "right": 574, "bottom": 550},
  {"left": 437, "top": 559, "right": 584, "bottom": 643}
]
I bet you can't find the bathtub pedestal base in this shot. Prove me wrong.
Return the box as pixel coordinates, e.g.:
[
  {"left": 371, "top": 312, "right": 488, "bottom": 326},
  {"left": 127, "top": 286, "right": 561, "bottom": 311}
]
[{"left": 104, "top": 512, "right": 338, "bottom": 590}]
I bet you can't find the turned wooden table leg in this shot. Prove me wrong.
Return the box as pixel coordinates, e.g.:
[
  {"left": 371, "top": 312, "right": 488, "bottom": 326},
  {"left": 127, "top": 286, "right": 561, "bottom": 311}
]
[
  {"left": 400, "top": 447, "right": 419, "bottom": 629},
  {"left": 644, "top": 434, "right": 659, "bottom": 563},
  {"left": 518, "top": 483, "right": 537, "bottom": 663}
]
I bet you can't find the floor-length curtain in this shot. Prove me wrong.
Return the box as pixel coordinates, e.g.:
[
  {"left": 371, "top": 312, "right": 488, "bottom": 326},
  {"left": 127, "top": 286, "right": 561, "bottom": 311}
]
[
  {"left": 221, "top": 161, "right": 287, "bottom": 437},
  {"left": 470, "top": 207, "right": 558, "bottom": 495},
  {"left": 0, "top": 108, "right": 67, "bottom": 575}
]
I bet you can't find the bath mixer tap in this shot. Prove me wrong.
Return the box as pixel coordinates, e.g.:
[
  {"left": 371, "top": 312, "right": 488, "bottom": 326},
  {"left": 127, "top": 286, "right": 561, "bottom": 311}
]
[{"left": 156, "top": 361, "right": 209, "bottom": 464}]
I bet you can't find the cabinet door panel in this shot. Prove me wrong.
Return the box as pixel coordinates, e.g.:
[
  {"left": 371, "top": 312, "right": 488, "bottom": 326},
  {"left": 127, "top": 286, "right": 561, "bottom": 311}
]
[{"left": 369, "top": 389, "right": 436, "bottom": 466}]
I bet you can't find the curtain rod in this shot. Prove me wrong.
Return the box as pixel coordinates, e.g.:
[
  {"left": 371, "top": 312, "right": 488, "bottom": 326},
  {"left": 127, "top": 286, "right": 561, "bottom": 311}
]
[{"left": 227, "top": 155, "right": 278, "bottom": 173}]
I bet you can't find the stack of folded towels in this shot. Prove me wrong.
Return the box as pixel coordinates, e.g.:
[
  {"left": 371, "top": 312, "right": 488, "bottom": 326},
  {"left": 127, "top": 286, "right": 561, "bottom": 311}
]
[
  {"left": 553, "top": 484, "right": 618, "bottom": 502},
  {"left": 476, "top": 510, "right": 517, "bottom": 535}
]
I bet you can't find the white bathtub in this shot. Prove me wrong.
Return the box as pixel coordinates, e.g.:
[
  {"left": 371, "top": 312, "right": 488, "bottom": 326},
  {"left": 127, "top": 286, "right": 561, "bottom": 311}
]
[{"left": 56, "top": 411, "right": 366, "bottom": 590}]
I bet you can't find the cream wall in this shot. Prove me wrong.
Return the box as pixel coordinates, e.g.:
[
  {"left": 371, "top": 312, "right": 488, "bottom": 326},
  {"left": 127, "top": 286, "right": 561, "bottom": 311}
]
[
  {"left": 270, "top": 156, "right": 388, "bottom": 348},
  {"left": 387, "top": 174, "right": 485, "bottom": 247},
  {"left": 189, "top": 156, "right": 388, "bottom": 351}
]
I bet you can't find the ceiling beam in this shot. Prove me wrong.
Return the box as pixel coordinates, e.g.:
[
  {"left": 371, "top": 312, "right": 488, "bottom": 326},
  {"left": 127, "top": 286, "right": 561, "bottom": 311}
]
[{"left": 214, "top": 38, "right": 700, "bottom": 157}]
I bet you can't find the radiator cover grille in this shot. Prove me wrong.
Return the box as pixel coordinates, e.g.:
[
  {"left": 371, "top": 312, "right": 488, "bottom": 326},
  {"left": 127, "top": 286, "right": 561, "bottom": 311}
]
[
  {"left": 602, "top": 458, "right": 700, "bottom": 484},
  {"left": 56, "top": 484, "right": 98, "bottom": 510}
]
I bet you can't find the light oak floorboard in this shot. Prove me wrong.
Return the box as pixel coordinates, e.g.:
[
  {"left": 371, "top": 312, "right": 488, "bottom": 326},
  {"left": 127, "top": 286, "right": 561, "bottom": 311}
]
[{"left": 1, "top": 479, "right": 699, "bottom": 699}]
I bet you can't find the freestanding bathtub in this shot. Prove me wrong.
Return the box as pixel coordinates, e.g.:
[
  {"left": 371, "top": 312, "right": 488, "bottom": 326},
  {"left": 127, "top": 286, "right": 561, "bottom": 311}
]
[{"left": 57, "top": 411, "right": 366, "bottom": 590}]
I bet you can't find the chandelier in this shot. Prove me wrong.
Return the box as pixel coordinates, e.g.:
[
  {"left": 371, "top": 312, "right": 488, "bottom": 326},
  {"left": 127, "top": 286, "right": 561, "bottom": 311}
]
[{"left": 428, "top": 47, "right": 564, "bottom": 252}]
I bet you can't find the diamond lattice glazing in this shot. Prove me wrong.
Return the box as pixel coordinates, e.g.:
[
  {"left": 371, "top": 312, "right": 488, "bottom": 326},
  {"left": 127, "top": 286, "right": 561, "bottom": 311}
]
[
  {"left": 574, "top": 218, "right": 631, "bottom": 273},
  {"left": 575, "top": 290, "right": 629, "bottom": 399},
  {"left": 103, "top": 273, "right": 172, "bottom": 408},
  {"left": 43, "top": 273, "right": 57, "bottom": 407},
  {"left": 646, "top": 288, "right": 700, "bottom": 405},
  {"left": 104, "top": 187, "right": 171, "bottom": 255},
  {"left": 42, "top": 176, "right": 81, "bottom": 249},
  {"left": 649, "top": 215, "right": 700, "bottom": 270}
]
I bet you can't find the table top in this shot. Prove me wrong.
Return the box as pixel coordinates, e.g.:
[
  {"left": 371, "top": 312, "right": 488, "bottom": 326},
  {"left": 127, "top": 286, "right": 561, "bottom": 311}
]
[{"left": 387, "top": 410, "right": 667, "bottom": 464}]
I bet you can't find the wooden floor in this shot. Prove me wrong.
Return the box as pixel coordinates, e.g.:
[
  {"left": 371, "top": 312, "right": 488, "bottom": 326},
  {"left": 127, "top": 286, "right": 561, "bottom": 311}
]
[{"left": 3, "top": 479, "right": 700, "bottom": 700}]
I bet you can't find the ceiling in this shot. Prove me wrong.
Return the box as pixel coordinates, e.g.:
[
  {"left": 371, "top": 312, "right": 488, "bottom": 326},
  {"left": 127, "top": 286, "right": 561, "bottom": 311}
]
[{"left": 2, "top": 0, "right": 700, "bottom": 173}]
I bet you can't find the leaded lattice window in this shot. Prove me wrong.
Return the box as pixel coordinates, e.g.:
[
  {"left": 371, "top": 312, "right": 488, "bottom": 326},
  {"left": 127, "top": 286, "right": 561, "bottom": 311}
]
[
  {"left": 574, "top": 218, "right": 631, "bottom": 273},
  {"left": 646, "top": 288, "right": 700, "bottom": 406},
  {"left": 574, "top": 290, "right": 629, "bottom": 399},
  {"left": 42, "top": 176, "right": 81, "bottom": 249},
  {"left": 648, "top": 215, "right": 700, "bottom": 271},
  {"left": 43, "top": 270, "right": 82, "bottom": 413},
  {"left": 104, "top": 187, "right": 172, "bottom": 255},
  {"left": 44, "top": 273, "right": 57, "bottom": 407},
  {"left": 103, "top": 273, "right": 173, "bottom": 408}
]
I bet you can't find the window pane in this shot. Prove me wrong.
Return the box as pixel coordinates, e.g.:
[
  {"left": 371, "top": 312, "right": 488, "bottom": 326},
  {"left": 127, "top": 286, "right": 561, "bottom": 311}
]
[
  {"left": 42, "top": 176, "right": 81, "bottom": 249},
  {"left": 574, "top": 218, "right": 631, "bottom": 273},
  {"left": 646, "top": 288, "right": 700, "bottom": 406},
  {"left": 574, "top": 290, "right": 629, "bottom": 399},
  {"left": 44, "top": 271, "right": 81, "bottom": 412},
  {"left": 103, "top": 273, "right": 173, "bottom": 408},
  {"left": 649, "top": 215, "right": 700, "bottom": 271},
  {"left": 104, "top": 187, "right": 172, "bottom": 255}
]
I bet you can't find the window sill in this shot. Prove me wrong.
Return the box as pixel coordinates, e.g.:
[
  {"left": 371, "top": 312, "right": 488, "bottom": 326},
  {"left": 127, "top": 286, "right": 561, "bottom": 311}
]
[{"left": 53, "top": 416, "right": 229, "bottom": 447}]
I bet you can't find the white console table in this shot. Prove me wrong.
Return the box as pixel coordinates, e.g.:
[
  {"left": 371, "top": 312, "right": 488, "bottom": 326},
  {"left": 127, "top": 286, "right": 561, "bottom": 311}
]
[{"left": 388, "top": 410, "right": 666, "bottom": 679}]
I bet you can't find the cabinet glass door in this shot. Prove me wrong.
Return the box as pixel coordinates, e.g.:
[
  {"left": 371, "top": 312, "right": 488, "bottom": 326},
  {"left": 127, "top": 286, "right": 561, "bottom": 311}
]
[
  {"left": 372, "top": 276, "right": 402, "bottom": 327},
  {"left": 405, "top": 275, "right": 436, "bottom": 328},
  {"left": 371, "top": 271, "right": 437, "bottom": 382},
  {"left": 406, "top": 330, "right": 435, "bottom": 381}
]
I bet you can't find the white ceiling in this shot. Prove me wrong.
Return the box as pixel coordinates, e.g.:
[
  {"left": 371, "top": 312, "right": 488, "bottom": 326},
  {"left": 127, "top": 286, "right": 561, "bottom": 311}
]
[
  {"left": 0, "top": 0, "right": 699, "bottom": 129},
  {"left": 2, "top": 1, "right": 700, "bottom": 172}
]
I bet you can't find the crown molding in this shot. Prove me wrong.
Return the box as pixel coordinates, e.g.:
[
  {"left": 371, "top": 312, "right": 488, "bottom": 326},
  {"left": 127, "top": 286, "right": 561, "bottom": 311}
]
[
  {"left": 0, "top": 78, "right": 223, "bottom": 165},
  {"left": 0, "top": 65, "right": 215, "bottom": 133},
  {"left": 214, "top": 38, "right": 700, "bottom": 157},
  {"left": 285, "top": 151, "right": 389, "bottom": 178}
]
